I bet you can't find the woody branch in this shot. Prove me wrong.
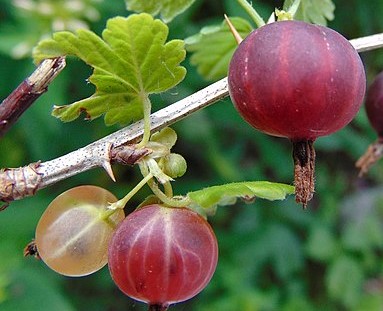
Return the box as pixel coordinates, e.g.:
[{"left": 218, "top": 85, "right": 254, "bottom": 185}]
[{"left": 0, "top": 33, "right": 383, "bottom": 207}]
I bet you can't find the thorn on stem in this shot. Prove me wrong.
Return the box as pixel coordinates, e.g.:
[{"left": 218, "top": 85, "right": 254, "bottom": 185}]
[
  {"left": 100, "top": 143, "right": 116, "bottom": 181},
  {"left": 224, "top": 14, "right": 243, "bottom": 44},
  {"left": 102, "top": 160, "right": 116, "bottom": 182},
  {"left": 0, "top": 202, "right": 9, "bottom": 211}
]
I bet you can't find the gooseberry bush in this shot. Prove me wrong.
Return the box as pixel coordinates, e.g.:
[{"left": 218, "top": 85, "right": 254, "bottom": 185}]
[{"left": 1, "top": 0, "right": 383, "bottom": 310}]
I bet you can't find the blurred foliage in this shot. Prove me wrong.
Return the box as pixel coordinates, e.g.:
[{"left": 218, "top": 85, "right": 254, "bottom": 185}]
[
  {"left": 0, "top": 0, "right": 104, "bottom": 58},
  {"left": 124, "top": 0, "right": 197, "bottom": 23},
  {"left": 1, "top": 0, "right": 383, "bottom": 310}
]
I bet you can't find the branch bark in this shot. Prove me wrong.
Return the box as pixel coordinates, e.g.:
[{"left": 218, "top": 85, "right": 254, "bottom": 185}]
[
  {"left": 1, "top": 33, "right": 383, "bottom": 207},
  {"left": 0, "top": 57, "right": 66, "bottom": 138}
]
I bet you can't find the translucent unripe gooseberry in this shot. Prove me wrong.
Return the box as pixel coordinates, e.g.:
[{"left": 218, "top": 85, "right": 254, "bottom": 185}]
[
  {"left": 35, "top": 185, "right": 124, "bottom": 277},
  {"left": 228, "top": 20, "right": 366, "bottom": 206},
  {"left": 108, "top": 204, "right": 218, "bottom": 310}
]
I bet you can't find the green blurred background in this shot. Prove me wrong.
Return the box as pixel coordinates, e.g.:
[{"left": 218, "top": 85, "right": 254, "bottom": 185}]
[{"left": 1, "top": 0, "right": 383, "bottom": 310}]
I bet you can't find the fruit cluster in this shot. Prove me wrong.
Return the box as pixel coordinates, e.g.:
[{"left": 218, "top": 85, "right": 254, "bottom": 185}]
[
  {"left": 32, "top": 185, "right": 218, "bottom": 311},
  {"left": 25, "top": 13, "right": 382, "bottom": 311}
]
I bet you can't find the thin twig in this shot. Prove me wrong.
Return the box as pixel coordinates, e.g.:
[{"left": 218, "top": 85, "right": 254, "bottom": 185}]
[
  {"left": 0, "top": 78, "right": 228, "bottom": 205},
  {"left": 1, "top": 33, "right": 383, "bottom": 205},
  {"left": 349, "top": 33, "right": 383, "bottom": 52},
  {"left": 38, "top": 76, "right": 228, "bottom": 187},
  {"left": 0, "top": 57, "right": 66, "bottom": 138}
]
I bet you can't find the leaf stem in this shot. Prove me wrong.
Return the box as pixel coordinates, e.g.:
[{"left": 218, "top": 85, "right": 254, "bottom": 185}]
[
  {"left": 286, "top": 0, "right": 301, "bottom": 18},
  {"left": 236, "top": 0, "right": 266, "bottom": 28},
  {"left": 137, "top": 94, "right": 152, "bottom": 148}
]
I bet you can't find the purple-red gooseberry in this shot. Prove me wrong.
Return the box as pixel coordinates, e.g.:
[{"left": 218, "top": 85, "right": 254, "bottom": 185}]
[
  {"left": 108, "top": 204, "right": 218, "bottom": 311},
  {"left": 228, "top": 20, "right": 366, "bottom": 207},
  {"left": 356, "top": 71, "right": 383, "bottom": 175}
]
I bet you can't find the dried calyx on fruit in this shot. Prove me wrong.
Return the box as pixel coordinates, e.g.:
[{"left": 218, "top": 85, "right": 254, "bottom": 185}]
[
  {"left": 356, "top": 71, "right": 383, "bottom": 175},
  {"left": 228, "top": 20, "right": 366, "bottom": 207}
]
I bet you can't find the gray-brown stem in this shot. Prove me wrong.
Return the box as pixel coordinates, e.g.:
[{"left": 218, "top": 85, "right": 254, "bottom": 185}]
[
  {"left": 0, "top": 33, "right": 383, "bottom": 206},
  {"left": 0, "top": 57, "right": 66, "bottom": 138}
]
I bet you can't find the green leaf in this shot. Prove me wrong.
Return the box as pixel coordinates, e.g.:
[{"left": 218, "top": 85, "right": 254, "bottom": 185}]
[
  {"left": 283, "top": 0, "right": 335, "bottom": 25},
  {"left": 187, "top": 181, "right": 294, "bottom": 209},
  {"left": 125, "top": 0, "right": 196, "bottom": 23},
  {"left": 33, "top": 13, "right": 186, "bottom": 125},
  {"left": 185, "top": 17, "right": 253, "bottom": 81}
]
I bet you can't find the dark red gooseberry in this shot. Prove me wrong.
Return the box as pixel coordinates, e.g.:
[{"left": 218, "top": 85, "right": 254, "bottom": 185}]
[
  {"left": 356, "top": 71, "right": 383, "bottom": 175},
  {"left": 365, "top": 71, "right": 383, "bottom": 136},
  {"left": 108, "top": 204, "right": 218, "bottom": 311},
  {"left": 228, "top": 20, "right": 366, "bottom": 207}
]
